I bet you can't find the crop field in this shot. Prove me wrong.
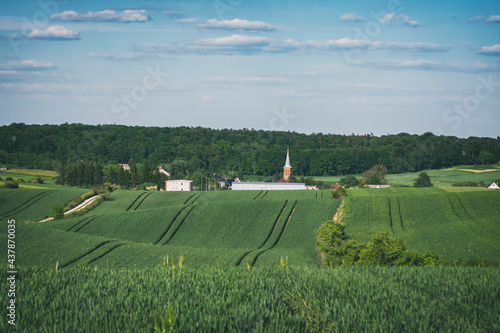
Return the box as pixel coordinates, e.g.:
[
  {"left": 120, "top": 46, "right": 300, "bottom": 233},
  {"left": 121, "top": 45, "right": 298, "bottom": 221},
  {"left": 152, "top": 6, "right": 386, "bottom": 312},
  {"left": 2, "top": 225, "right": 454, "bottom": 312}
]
[
  {"left": 311, "top": 164, "right": 500, "bottom": 187},
  {"left": 0, "top": 265, "right": 498, "bottom": 332},
  {"left": 342, "top": 187, "right": 500, "bottom": 262},
  {"left": 1, "top": 188, "right": 338, "bottom": 270},
  {"left": 0, "top": 187, "right": 87, "bottom": 222},
  {"left": 1, "top": 180, "right": 499, "bottom": 331}
]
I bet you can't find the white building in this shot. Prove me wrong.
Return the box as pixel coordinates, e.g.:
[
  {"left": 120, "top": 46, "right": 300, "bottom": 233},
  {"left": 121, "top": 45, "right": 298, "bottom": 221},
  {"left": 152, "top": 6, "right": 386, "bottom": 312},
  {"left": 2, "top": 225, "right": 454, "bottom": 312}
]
[
  {"left": 165, "top": 180, "right": 192, "bottom": 191},
  {"left": 232, "top": 182, "right": 305, "bottom": 191},
  {"left": 487, "top": 182, "right": 500, "bottom": 189}
]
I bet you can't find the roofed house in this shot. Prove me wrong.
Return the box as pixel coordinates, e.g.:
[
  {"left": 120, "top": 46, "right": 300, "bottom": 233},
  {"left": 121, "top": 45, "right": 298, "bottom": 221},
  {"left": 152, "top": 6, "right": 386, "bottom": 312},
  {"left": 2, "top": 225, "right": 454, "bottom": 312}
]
[
  {"left": 487, "top": 181, "right": 500, "bottom": 189},
  {"left": 158, "top": 167, "right": 171, "bottom": 178}
]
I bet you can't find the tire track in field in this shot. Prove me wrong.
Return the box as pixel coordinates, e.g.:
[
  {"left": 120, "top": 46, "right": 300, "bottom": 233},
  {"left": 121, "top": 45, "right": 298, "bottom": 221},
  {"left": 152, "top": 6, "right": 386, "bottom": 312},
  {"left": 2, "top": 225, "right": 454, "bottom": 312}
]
[
  {"left": 125, "top": 192, "right": 147, "bottom": 211},
  {"left": 73, "top": 216, "right": 99, "bottom": 232},
  {"left": 387, "top": 197, "right": 394, "bottom": 232},
  {"left": 397, "top": 198, "right": 404, "bottom": 231},
  {"left": 0, "top": 191, "right": 50, "bottom": 219},
  {"left": 86, "top": 243, "right": 125, "bottom": 265},
  {"left": 253, "top": 190, "right": 263, "bottom": 200},
  {"left": 455, "top": 195, "right": 476, "bottom": 221},
  {"left": 162, "top": 205, "right": 196, "bottom": 245},
  {"left": 153, "top": 205, "right": 190, "bottom": 245},
  {"left": 447, "top": 196, "right": 465, "bottom": 222},
  {"left": 66, "top": 217, "right": 90, "bottom": 232},
  {"left": 190, "top": 193, "right": 204, "bottom": 204},
  {"left": 59, "top": 240, "right": 115, "bottom": 269},
  {"left": 235, "top": 200, "right": 288, "bottom": 266},
  {"left": 260, "top": 191, "right": 269, "bottom": 199},
  {"left": 251, "top": 200, "right": 298, "bottom": 267},
  {"left": 183, "top": 193, "right": 196, "bottom": 205},
  {"left": 133, "top": 192, "right": 152, "bottom": 210}
]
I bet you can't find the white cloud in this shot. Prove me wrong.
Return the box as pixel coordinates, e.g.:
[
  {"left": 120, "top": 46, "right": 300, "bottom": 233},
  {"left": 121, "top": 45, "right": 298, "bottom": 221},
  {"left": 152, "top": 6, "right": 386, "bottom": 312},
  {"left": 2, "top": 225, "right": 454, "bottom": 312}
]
[
  {"left": 137, "top": 35, "right": 449, "bottom": 55},
  {"left": 26, "top": 25, "right": 80, "bottom": 40},
  {"left": 163, "top": 10, "right": 185, "bottom": 18},
  {"left": 478, "top": 44, "right": 500, "bottom": 56},
  {"left": 351, "top": 59, "right": 495, "bottom": 72},
  {"left": 485, "top": 15, "right": 500, "bottom": 22},
  {"left": 340, "top": 13, "right": 365, "bottom": 22},
  {"left": 240, "top": 76, "right": 288, "bottom": 83},
  {"left": 87, "top": 53, "right": 143, "bottom": 60},
  {"left": 198, "top": 18, "right": 277, "bottom": 31},
  {"left": 0, "top": 60, "right": 56, "bottom": 70},
  {"left": 176, "top": 18, "right": 198, "bottom": 24},
  {"left": 468, "top": 15, "right": 486, "bottom": 22},
  {"left": 468, "top": 15, "right": 500, "bottom": 23},
  {"left": 50, "top": 10, "right": 151, "bottom": 23},
  {"left": 370, "top": 41, "right": 450, "bottom": 52},
  {"left": 379, "top": 13, "right": 419, "bottom": 27}
]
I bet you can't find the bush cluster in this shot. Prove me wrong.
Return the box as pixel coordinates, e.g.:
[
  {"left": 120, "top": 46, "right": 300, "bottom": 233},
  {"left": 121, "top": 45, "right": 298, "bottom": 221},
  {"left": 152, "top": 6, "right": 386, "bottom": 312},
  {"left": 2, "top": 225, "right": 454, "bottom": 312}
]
[{"left": 316, "top": 220, "right": 441, "bottom": 267}]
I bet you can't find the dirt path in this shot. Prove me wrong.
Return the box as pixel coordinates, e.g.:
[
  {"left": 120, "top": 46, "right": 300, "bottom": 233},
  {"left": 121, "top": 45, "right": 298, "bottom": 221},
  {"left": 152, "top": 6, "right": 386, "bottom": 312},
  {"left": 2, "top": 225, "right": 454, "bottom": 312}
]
[{"left": 36, "top": 195, "right": 101, "bottom": 223}]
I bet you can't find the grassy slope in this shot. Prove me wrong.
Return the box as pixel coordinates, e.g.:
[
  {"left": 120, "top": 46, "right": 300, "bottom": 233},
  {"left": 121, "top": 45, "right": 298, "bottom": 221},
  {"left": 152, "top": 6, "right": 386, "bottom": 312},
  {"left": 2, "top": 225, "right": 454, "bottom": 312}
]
[
  {"left": 0, "top": 187, "right": 87, "bottom": 222},
  {"left": 343, "top": 187, "right": 500, "bottom": 262}
]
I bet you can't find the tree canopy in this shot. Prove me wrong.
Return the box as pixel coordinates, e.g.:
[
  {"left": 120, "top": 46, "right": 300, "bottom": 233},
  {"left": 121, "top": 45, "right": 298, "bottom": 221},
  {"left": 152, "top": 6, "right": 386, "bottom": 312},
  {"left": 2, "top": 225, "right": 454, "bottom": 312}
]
[{"left": 1, "top": 123, "right": 499, "bottom": 178}]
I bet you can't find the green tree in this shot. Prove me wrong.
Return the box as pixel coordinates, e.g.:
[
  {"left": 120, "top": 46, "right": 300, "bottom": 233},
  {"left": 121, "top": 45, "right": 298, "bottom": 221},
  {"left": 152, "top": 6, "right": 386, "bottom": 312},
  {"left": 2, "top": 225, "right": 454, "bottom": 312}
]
[
  {"left": 362, "top": 164, "right": 387, "bottom": 185},
  {"left": 478, "top": 150, "right": 496, "bottom": 165},
  {"left": 339, "top": 175, "right": 360, "bottom": 188},
  {"left": 413, "top": 172, "right": 433, "bottom": 187},
  {"left": 330, "top": 186, "right": 348, "bottom": 199},
  {"left": 51, "top": 205, "right": 64, "bottom": 220}
]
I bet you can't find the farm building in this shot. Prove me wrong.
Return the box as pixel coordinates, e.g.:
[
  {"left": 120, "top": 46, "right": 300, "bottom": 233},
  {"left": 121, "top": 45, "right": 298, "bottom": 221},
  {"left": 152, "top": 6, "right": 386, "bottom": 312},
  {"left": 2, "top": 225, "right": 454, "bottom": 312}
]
[
  {"left": 233, "top": 148, "right": 305, "bottom": 190},
  {"left": 487, "top": 182, "right": 500, "bottom": 189},
  {"left": 165, "top": 180, "right": 192, "bottom": 191},
  {"left": 232, "top": 182, "right": 306, "bottom": 191},
  {"left": 364, "top": 184, "right": 391, "bottom": 188}
]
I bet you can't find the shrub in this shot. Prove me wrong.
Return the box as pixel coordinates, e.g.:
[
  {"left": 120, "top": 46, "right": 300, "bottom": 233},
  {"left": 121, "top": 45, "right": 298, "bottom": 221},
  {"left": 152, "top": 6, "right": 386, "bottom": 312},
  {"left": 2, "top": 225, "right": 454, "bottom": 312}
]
[
  {"left": 17, "top": 178, "right": 25, "bottom": 183},
  {"left": 330, "top": 187, "right": 348, "bottom": 199},
  {"left": 51, "top": 205, "right": 64, "bottom": 220},
  {"left": 452, "top": 181, "right": 478, "bottom": 187},
  {"left": 316, "top": 220, "right": 441, "bottom": 267},
  {"left": 3, "top": 181, "right": 19, "bottom": 189},
  {"left": 35, "top": 177, "right": 44, "bottom": 184},
  {"left": 6, "top": 176, "right": 13, "bottom": 181}
]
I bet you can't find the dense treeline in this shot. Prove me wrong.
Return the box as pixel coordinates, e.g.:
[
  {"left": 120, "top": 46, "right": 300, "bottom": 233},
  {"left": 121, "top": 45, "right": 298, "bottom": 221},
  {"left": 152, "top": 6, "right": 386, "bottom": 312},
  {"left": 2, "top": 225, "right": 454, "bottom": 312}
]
[
  {"left": 58, "top": 160, "right": 168, "bottom": 189},
  {"left": 1, "top": 123, "right": 499, "bottom": 178}
]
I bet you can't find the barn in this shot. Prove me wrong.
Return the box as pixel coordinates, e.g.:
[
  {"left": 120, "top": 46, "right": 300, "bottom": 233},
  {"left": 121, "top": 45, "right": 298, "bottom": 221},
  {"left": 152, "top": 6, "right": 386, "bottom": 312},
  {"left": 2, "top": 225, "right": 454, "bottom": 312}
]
[
  {"left": 232, "top": 182, "right": 306, "bottom": 191},
  {"left": 166, "top": 180, "right": 193, "bottom": 191}
]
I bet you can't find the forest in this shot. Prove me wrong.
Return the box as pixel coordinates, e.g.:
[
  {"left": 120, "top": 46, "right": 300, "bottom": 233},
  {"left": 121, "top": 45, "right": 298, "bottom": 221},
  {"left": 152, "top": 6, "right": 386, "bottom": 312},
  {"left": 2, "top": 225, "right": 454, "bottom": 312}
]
[{"left": 1, "top": 123, "right": 499, "bottom": 180}]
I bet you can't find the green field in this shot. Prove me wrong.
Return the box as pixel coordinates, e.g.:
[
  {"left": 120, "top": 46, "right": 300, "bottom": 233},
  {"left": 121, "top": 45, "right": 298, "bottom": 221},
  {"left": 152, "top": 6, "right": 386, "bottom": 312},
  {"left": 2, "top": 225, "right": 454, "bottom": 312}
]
[
  {"left": 312, "top": 164, "right": 500, "bottom": 187},
  {"left": 1, "top": 169, "right": 499, "bottom": 332},
  {"left": 342, "top": 187, "right": 500, "bottom": 262}
]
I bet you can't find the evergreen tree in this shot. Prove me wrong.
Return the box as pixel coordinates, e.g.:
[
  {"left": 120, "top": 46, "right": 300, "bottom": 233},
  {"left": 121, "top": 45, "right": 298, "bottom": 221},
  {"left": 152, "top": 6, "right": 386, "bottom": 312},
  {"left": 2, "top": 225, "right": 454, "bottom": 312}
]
[{"left": 413, "top": 172, "right": 433, "bottom": 187}]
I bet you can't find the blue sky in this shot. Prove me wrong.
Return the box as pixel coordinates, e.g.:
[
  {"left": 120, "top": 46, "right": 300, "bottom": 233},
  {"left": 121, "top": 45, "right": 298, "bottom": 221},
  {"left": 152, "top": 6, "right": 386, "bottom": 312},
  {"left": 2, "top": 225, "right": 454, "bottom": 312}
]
[{"left": 0, "top": 0, "right": 499, "bottom": 138}]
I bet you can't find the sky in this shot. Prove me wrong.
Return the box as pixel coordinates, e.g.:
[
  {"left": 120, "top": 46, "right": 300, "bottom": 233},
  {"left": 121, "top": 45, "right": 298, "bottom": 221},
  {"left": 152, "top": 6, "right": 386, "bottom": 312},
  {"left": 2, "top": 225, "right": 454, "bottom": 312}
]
[{"left": 0, "top": 0, "right": 499, "bottom": 138}]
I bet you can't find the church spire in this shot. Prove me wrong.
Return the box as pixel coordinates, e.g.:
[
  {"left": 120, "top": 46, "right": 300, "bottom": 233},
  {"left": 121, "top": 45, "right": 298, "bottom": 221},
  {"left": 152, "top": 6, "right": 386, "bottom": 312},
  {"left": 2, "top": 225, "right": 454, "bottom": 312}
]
[{"left": 284, "top": 147, "right": 291, "bottom": 168}]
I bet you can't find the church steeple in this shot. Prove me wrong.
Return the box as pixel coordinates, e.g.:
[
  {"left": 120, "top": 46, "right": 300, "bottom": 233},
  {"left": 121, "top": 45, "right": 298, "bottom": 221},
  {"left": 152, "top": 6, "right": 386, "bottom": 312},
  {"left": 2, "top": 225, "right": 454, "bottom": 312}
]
[
  {"left": 283, "top": 147, "right": 292, "bottom": 181},
  {"left": 284, "top": 147, "right": 291, "bottom": 168}
]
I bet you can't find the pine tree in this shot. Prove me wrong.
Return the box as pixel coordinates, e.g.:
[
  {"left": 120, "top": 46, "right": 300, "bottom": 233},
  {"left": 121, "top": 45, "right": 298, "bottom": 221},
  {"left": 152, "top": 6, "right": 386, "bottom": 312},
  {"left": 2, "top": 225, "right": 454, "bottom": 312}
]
[{"left": 413, "top": 172, "right": 433, "bottom": 187}]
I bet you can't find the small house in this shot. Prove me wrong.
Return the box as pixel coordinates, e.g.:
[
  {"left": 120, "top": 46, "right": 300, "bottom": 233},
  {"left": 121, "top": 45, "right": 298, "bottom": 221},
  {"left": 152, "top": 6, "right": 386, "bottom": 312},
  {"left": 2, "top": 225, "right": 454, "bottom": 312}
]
[{"left": 487, "top": 182, "right": 500, "bottom": 189}]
